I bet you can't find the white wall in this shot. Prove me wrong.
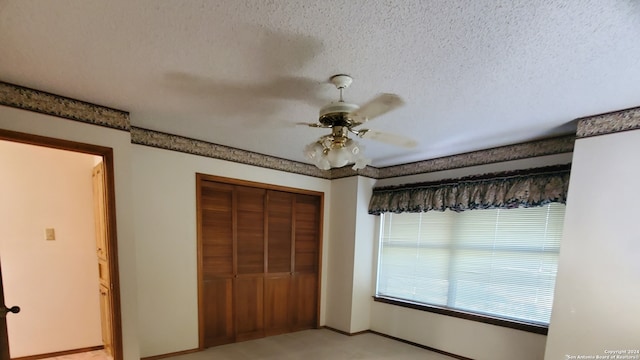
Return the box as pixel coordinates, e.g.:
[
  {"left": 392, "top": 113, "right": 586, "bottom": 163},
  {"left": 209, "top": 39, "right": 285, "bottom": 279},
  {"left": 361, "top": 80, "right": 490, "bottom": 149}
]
[
  {"left": 371, "top": 302, "right": 548, "bottom": 359},
  {"left": 349, "top": 176, "right": 376, "bottom": 333},
  {"left": 544, "top": 130, "right": 640, "bottom": 359},
  {"left": 0, "top": 140, "right": 102, "bottom": 357},
  {"left": 0, "top": 105, "right": 140, "bottom": 360},
  {"left": 0, "top": 101, "right": 587, "bottom": 360},
  {"left": 131, "top": 144, "right": 332, "bottom": 357},
  {"left": 324, "top": 175, "right": 377, "bottom": 334},
  {"left": 324, "top": 177, "right": 358, "bottom": 332},
  {"left": 366, "top": 153, "right": 573, "bottom": 360}
]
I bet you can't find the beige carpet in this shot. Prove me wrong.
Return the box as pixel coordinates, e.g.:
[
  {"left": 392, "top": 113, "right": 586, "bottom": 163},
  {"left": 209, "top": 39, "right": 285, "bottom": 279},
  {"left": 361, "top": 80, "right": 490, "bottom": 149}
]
[{"left": 169, "top": 329, "right": 458, "bottom": 360}]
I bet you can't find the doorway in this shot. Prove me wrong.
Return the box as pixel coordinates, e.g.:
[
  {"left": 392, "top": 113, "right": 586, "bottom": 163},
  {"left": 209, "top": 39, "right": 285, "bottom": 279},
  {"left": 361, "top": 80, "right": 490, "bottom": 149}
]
[{"left": 0, "top": 129, "right": 123, "bottom": 360}]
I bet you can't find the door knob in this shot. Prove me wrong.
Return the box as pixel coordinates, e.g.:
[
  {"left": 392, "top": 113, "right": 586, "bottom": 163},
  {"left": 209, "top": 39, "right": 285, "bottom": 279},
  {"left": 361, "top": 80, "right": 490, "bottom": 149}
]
[{"left": 1, "top": 305, "right": 20, "bottom": 316}]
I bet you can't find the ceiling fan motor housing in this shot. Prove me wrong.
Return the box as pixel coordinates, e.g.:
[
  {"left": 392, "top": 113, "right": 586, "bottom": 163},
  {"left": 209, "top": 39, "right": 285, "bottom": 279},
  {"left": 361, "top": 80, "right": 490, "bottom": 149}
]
[{"left": 318, "top": 102, "right": 359, "bottom": 127}]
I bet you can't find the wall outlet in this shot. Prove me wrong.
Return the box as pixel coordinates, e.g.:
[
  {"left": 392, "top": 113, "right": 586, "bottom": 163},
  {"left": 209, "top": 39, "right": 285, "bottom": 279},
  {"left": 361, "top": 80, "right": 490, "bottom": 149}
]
[{"left": 45, "top": 228, "right": 55, "bottom": 241}]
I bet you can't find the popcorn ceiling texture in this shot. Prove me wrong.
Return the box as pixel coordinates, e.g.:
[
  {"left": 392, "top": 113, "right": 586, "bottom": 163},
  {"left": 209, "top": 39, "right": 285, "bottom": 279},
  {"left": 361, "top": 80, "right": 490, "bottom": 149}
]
[{"left": 1, "top": 1, "right": 639, "bottom": 167}]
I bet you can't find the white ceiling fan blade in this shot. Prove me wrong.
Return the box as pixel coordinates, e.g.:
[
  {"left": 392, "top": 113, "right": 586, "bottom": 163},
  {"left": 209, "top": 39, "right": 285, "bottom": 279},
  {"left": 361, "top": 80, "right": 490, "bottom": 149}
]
[
  {"left": 360, "top": 129, "right": 417, "bottom": 148},
  {"left": 349, "top": 93, "right": 405, "bottom": 123}
]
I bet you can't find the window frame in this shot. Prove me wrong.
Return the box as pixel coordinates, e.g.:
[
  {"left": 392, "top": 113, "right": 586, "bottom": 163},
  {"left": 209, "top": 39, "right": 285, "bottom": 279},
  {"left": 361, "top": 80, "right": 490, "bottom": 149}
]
[
  {"left": 373, "top": 296, "right": 548, "bottom": 335},
  {"left": 373, "top": 206, "right": 565, "bottom": 335}
]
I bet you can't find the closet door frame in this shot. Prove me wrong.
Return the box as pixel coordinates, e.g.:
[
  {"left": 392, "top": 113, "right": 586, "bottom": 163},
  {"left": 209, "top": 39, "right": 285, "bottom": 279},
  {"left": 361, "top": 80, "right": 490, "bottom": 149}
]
[{"left": 196, "top": 174, "right": 324, "bottom": 350}]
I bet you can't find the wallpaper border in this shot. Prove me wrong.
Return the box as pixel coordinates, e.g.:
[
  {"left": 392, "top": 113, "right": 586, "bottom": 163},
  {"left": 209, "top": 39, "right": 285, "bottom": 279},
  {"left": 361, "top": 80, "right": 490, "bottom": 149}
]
[
  {"left": 330, "top": 135, "right": 575, "bottom": 180},
  {"left": 1, "top": 80, "right": 577, "bottom": 180},
  {"left": 576, "top": 106, "right": 640, "bottom": 138},
  {"left": 0, "top": 81, "right": 130, "bottom": 131},
  {"left": 131, "top": 129, "right": 574, "bottom": 181},
  {"left": 131, "top": 127, "right": 330, "bottom": 179}
]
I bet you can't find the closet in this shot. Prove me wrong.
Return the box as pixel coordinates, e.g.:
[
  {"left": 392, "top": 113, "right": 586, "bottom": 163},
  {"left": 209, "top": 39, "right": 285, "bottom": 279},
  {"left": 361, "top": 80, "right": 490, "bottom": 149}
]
[{"left": 197, "top": 175, "right": 322, "bottom": 348}]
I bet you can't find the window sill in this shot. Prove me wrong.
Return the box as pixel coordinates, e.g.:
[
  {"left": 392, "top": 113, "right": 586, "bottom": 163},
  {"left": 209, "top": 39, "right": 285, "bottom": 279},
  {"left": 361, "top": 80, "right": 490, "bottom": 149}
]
[{"left": 372, "top": 296, "right": 548, "bottom": 335}]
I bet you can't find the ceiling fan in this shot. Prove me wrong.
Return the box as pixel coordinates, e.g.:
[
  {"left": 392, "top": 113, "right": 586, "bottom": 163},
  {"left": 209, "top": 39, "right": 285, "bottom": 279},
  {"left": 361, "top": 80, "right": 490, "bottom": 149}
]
[{"left": 300, "top": 74, "right": 417, "bottom": 170}]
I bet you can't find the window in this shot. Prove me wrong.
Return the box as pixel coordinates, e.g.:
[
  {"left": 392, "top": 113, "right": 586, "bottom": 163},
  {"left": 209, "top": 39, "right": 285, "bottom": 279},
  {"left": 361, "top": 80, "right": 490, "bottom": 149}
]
[{"left": 376, "top": 203, "right": 565, "bottom": 327}]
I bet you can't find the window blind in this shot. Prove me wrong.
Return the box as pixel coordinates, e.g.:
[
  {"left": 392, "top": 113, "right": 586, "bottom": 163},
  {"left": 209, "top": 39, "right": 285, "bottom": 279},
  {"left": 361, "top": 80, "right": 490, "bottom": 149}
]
[{"left": 376, "top": 203, "right": 565, "bottom": 325}]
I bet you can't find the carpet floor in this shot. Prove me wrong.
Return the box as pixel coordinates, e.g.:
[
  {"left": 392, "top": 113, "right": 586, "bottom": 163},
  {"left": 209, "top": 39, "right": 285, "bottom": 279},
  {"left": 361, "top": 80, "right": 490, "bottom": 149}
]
[{"left": 168, "top": 329, "right": 458, "bottom": 360}]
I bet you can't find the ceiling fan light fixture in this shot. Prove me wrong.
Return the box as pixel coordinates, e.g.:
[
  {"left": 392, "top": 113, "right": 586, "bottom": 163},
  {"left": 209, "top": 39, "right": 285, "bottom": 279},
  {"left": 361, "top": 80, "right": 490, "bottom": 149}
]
[
  {"left": 326, "top": 146, "right": 350, "bottom": 168},
  {"left": 304, "top": 138, "right": 370, "bottom": 171},
  {"left": 303, "top": 141, "right": 324, "bottom": 160},
  {"left": 300, "top": 73, "right": 409, "bottom": 172},
  {"left": 317, "top": 156, "right": 331, "bottom": 170},
  {"left": 352, "top": 156, "right": 371, "bottom": 170},
  {"left": 345, "top": 139, "right": 360, "bottom": 155}
]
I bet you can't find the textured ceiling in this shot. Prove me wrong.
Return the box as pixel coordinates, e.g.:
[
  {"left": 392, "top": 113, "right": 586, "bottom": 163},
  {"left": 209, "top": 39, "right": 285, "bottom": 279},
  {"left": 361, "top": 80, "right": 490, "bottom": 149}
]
[{"left": 1, "top": 0, "right": 639, "bottom": 167}]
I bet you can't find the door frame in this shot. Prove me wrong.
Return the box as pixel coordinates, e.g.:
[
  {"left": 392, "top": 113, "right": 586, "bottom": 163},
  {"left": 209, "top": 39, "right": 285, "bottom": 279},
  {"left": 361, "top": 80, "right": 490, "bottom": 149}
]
[
  {"left": 1, "top": 258, "right": 11, "bottom": 360},
  {"left": 0, "top": 128, "right": 124, "bottom": 360}
]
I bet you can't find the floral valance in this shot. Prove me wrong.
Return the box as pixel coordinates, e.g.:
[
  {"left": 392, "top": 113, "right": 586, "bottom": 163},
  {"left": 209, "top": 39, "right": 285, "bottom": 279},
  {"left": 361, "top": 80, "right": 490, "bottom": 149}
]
[{"left": 368, "top": 164, "right": 571, "bottom": 215}]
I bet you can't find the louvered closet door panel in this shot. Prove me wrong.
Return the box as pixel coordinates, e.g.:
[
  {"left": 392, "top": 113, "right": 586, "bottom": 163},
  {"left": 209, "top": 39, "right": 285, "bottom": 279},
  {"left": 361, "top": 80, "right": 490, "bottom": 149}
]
[
  {"left": 235, "top": 276, "right": 264, "bottom": 341},
  {"left": 200, "top": 181, "right": 235, "bottom": 347},
  {"left": 267, "top": 190, "right": 293, "bottom": 274},
  {"left": 201, "top": 182, "right": 234, "bottom": 276},
  {"left": 294, "top": 194, "right": 320, "bottom": 274},
  {"left": 203, "top": 278, "right": 234, "bottom": 347},
  {"left": 264, "top": 275, "right": 292, "bottom": 336},
  {"left": 292, "top": 273, "right": 317, "bottom": 330},
  {"left": 236, "top": 187, "right": 265, "bottom": 274}
]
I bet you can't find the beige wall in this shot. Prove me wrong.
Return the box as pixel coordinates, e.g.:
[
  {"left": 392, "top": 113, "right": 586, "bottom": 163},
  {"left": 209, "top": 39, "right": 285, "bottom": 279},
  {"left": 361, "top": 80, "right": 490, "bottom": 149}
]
[
  {"left": 131, "top": 144, "right": 332, "bottom": 357},
  {"left": 3, "top": 99, "right": 602, "bottom": 360},
  {"left": 0, "top": 140, "right": 102, "bottom": 357},
  {"left": 545, "top": 130, "right": 640, "bottom": 359},
  {"left": 317, "top": 154, "right": 575, "bottom": 359},
  {"left": 0, "top": 105, "right": 140, "bottom": 360},
  {"left": 366, "top": 153, "right": 573, "bottom": 360},
  {"left": 324, "top": 176, "right": 376, "bottom": 334},
  {"left": 324, "top": 177, "right": 358, "bottom": 332},
  {"left": 349, "top": 176, "right": 376, "bottom": 333}
]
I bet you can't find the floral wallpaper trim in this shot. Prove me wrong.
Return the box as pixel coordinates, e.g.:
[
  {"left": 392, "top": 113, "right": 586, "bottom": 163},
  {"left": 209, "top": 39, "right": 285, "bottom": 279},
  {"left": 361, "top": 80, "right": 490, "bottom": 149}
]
[
  {"left": 329, "top": 166, "right": 379, "bottom": 179},
  {"left": 576, "top": 106, "right": 640, "bottom": 138},
  {"left": 131, "top": 127, "right": 330, "bottom": 179},
  {"left": 0, "top": 81, "right": 130, "bottom": 131},
  {"left": 375, "top": 135, "right": 575, "bottom": 179},
  {"left": 131, "top": 126, "right": 573, "bottom": 181},
  {"left": 0, "top": 81, "right": 577, "bottom": 180}
]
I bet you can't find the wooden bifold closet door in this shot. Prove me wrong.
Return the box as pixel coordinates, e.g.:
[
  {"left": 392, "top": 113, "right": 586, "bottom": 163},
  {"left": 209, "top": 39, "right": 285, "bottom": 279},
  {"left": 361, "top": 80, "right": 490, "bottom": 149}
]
[{"left": 197, "top": 175, "right": 322, "bottom": 348}]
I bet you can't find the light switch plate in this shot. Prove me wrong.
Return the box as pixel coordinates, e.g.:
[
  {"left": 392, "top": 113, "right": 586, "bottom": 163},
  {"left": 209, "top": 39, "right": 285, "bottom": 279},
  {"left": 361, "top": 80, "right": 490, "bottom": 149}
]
[{"left": 45, "top": 228, "right": 55, "bottom": 241}]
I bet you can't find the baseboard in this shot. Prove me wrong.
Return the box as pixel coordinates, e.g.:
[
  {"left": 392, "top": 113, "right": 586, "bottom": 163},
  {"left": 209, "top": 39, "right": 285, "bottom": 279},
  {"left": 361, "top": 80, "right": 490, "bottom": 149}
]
[
  {"left": 140, "top": 348, "right": 200, "bottom": 360},
  {"left": 11, "top": 345, "right": 104, "bottom": 360},
  {"left": 368, "top": 330, "right": 474, "bottom": 360},
  {"left": 321, "top": 327, "right": 473, "bottom": 360},
  {"left": 321, "top": 326, "right": 369, "bottom": 336}
]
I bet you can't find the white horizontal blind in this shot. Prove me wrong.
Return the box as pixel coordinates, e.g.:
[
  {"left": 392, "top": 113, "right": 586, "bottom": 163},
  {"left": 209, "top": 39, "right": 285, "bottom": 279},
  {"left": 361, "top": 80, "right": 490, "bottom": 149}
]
[{"left": 377, "top": 203, "right": 565, "bottom": 325}]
